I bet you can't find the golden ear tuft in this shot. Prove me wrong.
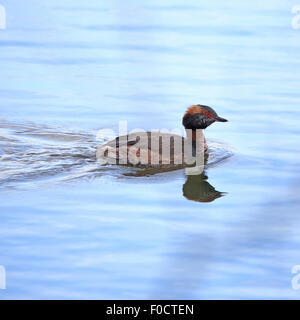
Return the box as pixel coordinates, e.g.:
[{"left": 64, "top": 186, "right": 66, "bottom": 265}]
[{"left": 184, "top": 105, "right": 205, "bottom": 116}]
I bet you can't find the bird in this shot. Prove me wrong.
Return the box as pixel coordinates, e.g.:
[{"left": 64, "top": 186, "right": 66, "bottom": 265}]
[{"left": 96, "top": 104, "right": 228, "bottom": 168}]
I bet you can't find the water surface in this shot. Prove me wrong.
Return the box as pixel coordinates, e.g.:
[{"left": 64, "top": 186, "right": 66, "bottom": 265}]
[{"left": 0, "top": 0, "right": 300, "bottom": 299}]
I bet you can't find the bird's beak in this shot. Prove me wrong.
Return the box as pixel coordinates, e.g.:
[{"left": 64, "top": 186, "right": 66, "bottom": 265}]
[{"left": 215, "top": 116, "right": 228, "bottom": 122}]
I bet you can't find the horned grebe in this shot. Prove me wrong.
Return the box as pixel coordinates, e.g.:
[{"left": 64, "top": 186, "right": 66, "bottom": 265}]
[{"left": 97, "top": 105, "right": 228, "bottom": 167}]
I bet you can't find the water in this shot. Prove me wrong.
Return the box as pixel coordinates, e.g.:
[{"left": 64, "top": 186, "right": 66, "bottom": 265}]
[{"left": 0, "top": 0, "right": 300, "bottom": 299}]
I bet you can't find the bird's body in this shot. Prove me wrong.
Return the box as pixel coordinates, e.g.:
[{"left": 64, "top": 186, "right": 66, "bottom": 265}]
[
  {"left": 97, "top": 105, "right": 227, "bottom": 168},
  {"left": 98, "top": 130, "right": 205, "bottom": 167}
]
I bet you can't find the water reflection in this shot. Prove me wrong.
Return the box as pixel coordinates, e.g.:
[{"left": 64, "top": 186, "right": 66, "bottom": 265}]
[
  {"left": 183, "top": 172, "right": 225, "bottom": 202},
  {"left": 123, "top": 167, "right": 226, "bottom": 203}
]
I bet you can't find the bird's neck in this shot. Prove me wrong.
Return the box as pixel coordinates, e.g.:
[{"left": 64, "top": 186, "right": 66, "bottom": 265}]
[
  {"left": 185, "top": 129, "right": 207, "bottom": 154},
  {"left": 185, "top": 128, "right": 206, "bottom": 142}
]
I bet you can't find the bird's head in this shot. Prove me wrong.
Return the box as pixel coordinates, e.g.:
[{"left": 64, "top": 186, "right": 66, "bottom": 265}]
[{"left": 182, "top": 104, "right": 228, "bottom": 130}]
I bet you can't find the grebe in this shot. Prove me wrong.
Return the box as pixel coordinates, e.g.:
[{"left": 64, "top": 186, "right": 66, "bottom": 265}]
[{"left": 97, "top": 104, "right": 228, "bottom": 167}]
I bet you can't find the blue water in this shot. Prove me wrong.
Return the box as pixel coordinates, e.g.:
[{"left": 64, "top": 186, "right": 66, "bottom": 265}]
[{"left": 0, "top": 0, "right": 300, "bottom": 299}]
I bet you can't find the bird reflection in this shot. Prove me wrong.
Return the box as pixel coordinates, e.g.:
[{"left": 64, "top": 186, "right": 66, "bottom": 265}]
[
  {"left": 183, "top": 172, "right": 225, "bottom": 202},
  {"left": 123, "top": 165, "right": 226, "bottom": 203}
]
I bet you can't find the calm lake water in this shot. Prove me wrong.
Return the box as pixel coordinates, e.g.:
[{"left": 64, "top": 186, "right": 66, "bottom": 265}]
[{"left": 1, "top": 0, "right": 300, "bottom": 299}]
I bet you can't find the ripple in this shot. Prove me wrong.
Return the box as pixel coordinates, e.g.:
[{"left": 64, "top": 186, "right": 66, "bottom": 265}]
[{"left": 0, "top": 120, "right": 233, "bottom": 189}]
